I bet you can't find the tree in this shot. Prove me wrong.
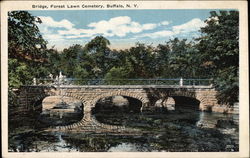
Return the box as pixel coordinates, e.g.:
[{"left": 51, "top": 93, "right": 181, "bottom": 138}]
[
  {"left": 46, "top": 48, "right": 61, "bottom": 76},
  {"left": 8, "top": 11, "right": 49, "bottom": 88},
  {"left": 155, "top": 43, "right": 171, "bottom": 77},
  {"left": 8, "top": 59, "right": 33, "bottom": 88},
  {"left": 196, "top": 11, "right": 239, "bottom": 105},
  {"left": 60, "top": 44, "right": 83, "bottom": 77},
  {"left": 104, "top": 67, "right": 130, "bottom": 84},
  {"left": 155, "top": 38, "right": 202, "bottom": 79},
  {"left": 83, "top": 36, "right": 113, "bottom": 78},
  {"left": 84, "top": 36, "right": 110, "bottom": 54},
  {"left": 8, "top": 11, "right": 48, "bottom": 62},
  {"left": 125, "top": 43, "right": 156, "bottom": 78}
]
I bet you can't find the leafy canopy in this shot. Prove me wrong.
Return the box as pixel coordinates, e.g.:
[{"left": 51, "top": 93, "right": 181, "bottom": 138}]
[{"left": 197, "top": 11, "right": 239, "bottom": 105}]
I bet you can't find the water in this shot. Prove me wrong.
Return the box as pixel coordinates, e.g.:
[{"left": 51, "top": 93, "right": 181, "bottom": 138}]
[{"left": 8, "top": 106, "right": 239, "bottom": 152}]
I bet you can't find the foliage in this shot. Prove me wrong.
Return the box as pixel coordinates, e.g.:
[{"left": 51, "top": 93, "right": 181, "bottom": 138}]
[
  {"left": 104, "top": 67, "right": 130, "bottom": 84},
  {"left": 105, "top": 67, "right": 129, "bottom": 80},
  {"left": 196, "top": 11, "right": 239, "bottom": 105},
  {"left": 83, "top": 36, "right": 113, "bottom": 78},
  {"left": 8, "top": 58, "right": 33, "bottom": 88},
  {"left": 8, "top": 11, "right": 50, "bottom": 89},
  {"left": 157, "top": 38, "right": 201, "bottom": 78},
  {"left": 46, "top": 48, "right": 62, "bottom": 76},
  {"left": 60, "top": 44, "right": 83, "bottom": 77},
  {"left": 8, "top": 11, "right": 48, "bottom": 62},
  {"left": 123, "top": 43, "right": 157, "bottom": 78}
]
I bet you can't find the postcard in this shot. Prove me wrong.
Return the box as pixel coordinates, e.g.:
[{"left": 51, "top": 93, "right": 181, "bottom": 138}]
[{"left": 1, "top": 1, "right": 249, "bottom": 158}]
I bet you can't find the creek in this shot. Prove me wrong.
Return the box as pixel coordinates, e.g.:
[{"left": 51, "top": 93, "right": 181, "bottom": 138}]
[{"left": 8, "top": 104, "right": 239, "bottom": 152}]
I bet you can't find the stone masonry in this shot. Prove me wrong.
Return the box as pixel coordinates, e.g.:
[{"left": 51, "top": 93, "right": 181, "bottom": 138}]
[{"left": 18, "top": 85, "right": 234, "bottom": 132}]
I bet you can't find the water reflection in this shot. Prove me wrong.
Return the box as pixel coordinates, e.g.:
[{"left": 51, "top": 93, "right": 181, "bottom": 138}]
[
  {"left": 108, "top": 143, "right": 152, "bottom": 152},
  {"left": 9, "top": 105, "right": 239, "bottom": 152},
  {"left": 197, "top": 112, "right": 239, "bottom": 128},
  {"left": 36, "top": 133, "right": 78, "bottom": 152}
]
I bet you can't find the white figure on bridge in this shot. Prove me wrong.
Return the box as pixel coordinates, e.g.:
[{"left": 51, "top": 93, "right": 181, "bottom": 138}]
[
  {"left": 59, "top": 71, "right": 63, "bottom": 84},
  {"left": 55, "top": 76, "right": 59, "bottom": 84},
  {"left": 180, "top": 77, "right": 183, "bottom": 86},
  {"left": 59, "top": 71, "right": 67, "bottom": 85},
  {"left": 33, "top": 78, "right": 37, "bottom": 85},
  {"left": 49, "top": 73, "right": 53, "bottom": 80}
]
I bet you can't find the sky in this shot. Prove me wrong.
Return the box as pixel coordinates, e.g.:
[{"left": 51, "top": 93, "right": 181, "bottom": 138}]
[{"left": 28, "top": 10, "right": 220, "bottom": 51}]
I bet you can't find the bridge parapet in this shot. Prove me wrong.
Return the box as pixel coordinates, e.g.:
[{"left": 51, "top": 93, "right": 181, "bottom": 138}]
[
  {"left": 33, "top": 78, "right": 213, "bottom": 87},
  {"left": 57, "top": 85, "right": 214, "bottom": 89}
]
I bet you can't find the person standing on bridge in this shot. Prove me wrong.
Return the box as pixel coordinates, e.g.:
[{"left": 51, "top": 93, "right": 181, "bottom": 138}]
[{"left": 180, "top": 78, "right": 183, "bottom": 86}]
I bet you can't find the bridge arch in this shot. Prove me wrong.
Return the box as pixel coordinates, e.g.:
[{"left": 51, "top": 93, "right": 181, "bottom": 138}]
[
  {"left": 91, "top": 91, "right": 149, "bottom": 107},
  {"left": 196, "top": 95, "right": 212, "bottom": 111},
  {"left": 165, "top": 92, "right": 212, "bottom": 111},
  {"left": 171, "top": 96, "right": 200, "bottom": 111},
  {"left": 166, "top": 89, "right": 210, "bottom": 111},
  {"left": 61, "top": 91, "right": 149, "bottom": 121},
  {"left": 62, "top": 93, "right": 89, "bottom": 107}
]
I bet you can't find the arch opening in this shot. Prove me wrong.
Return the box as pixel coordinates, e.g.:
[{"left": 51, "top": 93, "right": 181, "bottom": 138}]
[
  {"left": 92, "top": 95, "right": 143, "bottom": 126},
  {"left": 38, "top": 96, "right": 84, "bottom": 127},
  {"left": 154, "top": 97, "right": 175, "bottom": 112},
  {"left": 172, "top": 96, "right": 200, "bottom": 112}
]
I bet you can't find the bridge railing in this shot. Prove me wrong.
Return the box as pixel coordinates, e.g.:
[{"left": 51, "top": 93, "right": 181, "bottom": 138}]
[{"left": 34, "top": 78, "right": 213, "bottom": 86}]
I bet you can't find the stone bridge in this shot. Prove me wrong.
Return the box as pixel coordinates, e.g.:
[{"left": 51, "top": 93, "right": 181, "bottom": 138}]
[{"left": 18, "top": 85, "right": 233, "bottom": 132}]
